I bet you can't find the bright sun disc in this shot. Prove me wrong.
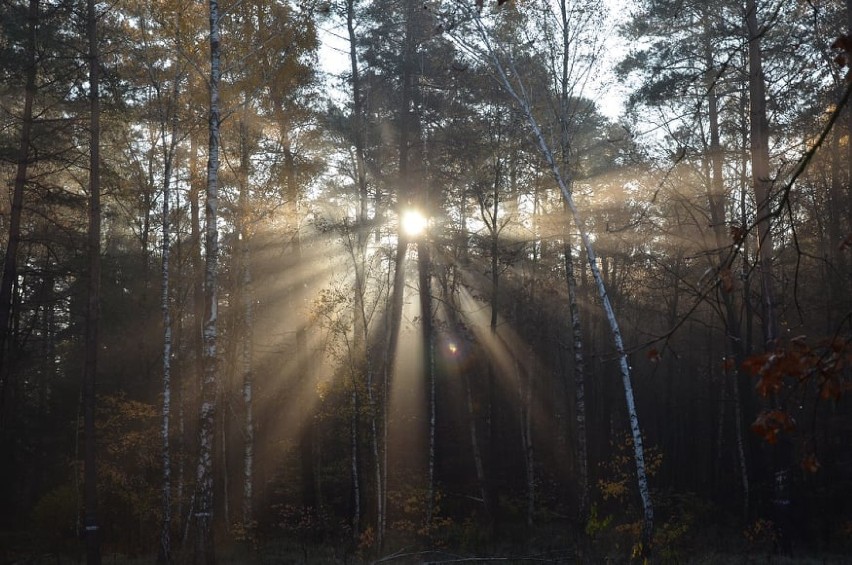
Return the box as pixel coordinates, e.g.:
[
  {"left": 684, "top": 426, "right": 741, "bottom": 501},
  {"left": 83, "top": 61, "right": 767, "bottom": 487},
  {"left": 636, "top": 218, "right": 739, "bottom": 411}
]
[{"left": 401, "top": 209, "right": 427, "bottom": 237}]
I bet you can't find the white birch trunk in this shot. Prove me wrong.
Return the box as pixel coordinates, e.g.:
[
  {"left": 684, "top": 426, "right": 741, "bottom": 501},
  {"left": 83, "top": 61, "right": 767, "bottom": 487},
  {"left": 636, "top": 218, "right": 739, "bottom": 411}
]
[
  {"left": 159, "top": 127, "right": 175, "bottom": 565},
  {"left": 196, "top": 0, "right": 221, "bottom": 559},
  {"left": 241, "top": 271, "right": 253, "bottom": 528},
  {"left": 159, "top": 206, "right": 172, "bottom": 560},
  {"left": 157, "top": 46, "right": 183, "bottom": 563},
  {"left": 556, "top": 0, "right": 590, "bottom": 520},
  {"left": 564, "top": 242, "right": 589, "bottom": 517},
  {"left": 468, "top": 13, "right": 654, "bottom": 546},
  {"left": 237, "top": 115, "right": 254, "bottom": 530}
]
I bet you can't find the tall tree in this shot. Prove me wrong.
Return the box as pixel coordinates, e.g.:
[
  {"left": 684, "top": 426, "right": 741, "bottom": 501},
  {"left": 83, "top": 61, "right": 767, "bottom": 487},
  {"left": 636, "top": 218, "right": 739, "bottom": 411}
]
[
  {"left": 196, "top": 0, "right": 221, "bottom": 559},
  {"left": 454, "top": 3, "right": 656, "bottom": 548},
  {"left": 745, "top": 0, "right": 778, "bottom": 352},
  {"left": 0, "top": 0, "right": 38, "bottom": 426},
  {"left": 83, "top": 0, "right": 102, "bottom": 561}
]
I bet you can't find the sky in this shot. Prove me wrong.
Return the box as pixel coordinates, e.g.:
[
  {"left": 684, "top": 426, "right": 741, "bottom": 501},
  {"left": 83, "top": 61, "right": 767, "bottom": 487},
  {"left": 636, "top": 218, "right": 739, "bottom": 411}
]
[{"left": 316, "top": 0, "right": 630, "bottom": 120}]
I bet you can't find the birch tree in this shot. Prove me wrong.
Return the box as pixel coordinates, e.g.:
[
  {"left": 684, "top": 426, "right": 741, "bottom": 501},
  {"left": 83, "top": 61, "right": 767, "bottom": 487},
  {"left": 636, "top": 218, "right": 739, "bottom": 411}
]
[
  {"left": 121, "top": 3, "right": 191, "bottom": 559},
  {"left": 343, "top": 0, "right": 387, "bottom": 540},
  {"left": 195, "top": 0, "right": 221, "bottom": 558},
  {"left": 447, "top": 3, "right": 655, "bottom": 547},
  {"left": 550, "top": 0, "right": 607, "bottom": 522}
]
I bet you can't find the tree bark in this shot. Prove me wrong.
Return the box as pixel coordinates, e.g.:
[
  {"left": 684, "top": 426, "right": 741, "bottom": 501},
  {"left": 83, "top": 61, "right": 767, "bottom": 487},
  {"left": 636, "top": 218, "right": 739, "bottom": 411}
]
[
  {"left": 702, "top": 18, "right": 751, "bottom": 515},
  {"left": 237, "top": 115, "right": 254, "bottom": 530},
  {"left": 157, "top": 88, "right": 180, "bottom": 565},
  {"left": 196, "top": 0, "right": 221, "bottom": 559},
  {"left": 346, "top": 0, "right": 386, "bottom": 543},
  {"left": 745, "top": 0, "right": 779, "bottom": 351},
  {"left": 0, "top": 0, "right": 38, "bottom": 430},
  {"left": 556, "top": 0, "right": 590, "bottom": 517},
  {"left": 563, "top": 241, "right": 588, "bottom": 519},
  {"left": 83, "top": 0, "right": 102, "bottom": 560},
  {"left": 418, "top": 241, "right": 436, "bottom": 525},
  {"left": 470, "top": 13, "right": 654, "bottom": 546}
]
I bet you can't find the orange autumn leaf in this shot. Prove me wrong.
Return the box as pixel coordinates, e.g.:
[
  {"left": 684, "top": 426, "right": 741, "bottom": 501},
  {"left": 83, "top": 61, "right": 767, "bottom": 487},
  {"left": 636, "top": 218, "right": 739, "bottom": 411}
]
[{"left": 751, "top": 410, "right": 796, "bottom": 444}]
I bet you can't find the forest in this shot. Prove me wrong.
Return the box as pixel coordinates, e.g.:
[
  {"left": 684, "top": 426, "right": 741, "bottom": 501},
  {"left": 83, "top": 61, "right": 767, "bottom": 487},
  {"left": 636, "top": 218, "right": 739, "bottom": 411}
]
[{"left": 0, "top": 0, "right": 851, "bottom": 562}]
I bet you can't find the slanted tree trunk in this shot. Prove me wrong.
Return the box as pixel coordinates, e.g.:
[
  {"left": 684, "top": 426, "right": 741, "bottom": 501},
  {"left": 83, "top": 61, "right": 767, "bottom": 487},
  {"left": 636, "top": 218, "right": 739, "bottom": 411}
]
[
  {"left": 83, "top": 0, "right": 102, "bottom": 560},
  {"left": 0, "top": 0, "right": 38, "bottom": 430},
  {"left": 196, "top": 0, "right": 221, "bottom": 559},
  {"left": 470, "top": 13, "right": 654, "bottom": 547}
]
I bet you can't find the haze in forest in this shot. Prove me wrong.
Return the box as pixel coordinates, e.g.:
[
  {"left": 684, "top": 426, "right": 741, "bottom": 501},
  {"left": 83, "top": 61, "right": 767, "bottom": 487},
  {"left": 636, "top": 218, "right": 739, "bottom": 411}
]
[{"left": 0, "top": 0, "right": 850, "bottom": 563}]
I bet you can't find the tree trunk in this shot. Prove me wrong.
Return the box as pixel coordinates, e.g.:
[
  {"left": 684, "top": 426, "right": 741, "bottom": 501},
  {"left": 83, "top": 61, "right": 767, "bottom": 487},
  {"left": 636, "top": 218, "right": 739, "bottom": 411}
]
[
  {"left": 418, "top": 241, "right": 436, "bottom": 526},
  {"left": 556, "top": 0, "right": 590, "bottom": 516},
  {"left": 473, "top": 15, "right": 654, "bottom": 546},
  {"left": 237, "top": 115, "right": 254, "bottom": 530},
  {"left": 346, "top": 0, "right": 385, "bottom": 543},
  {"left": 702, "top": 21, "right": 751, "bottom": 515},
  {"left": 745, "top": 0, "right": 779, "bottom": 351},
  {"left": 564, "top": 241, "right": 588, "bottom": 519},
  {"left": 158, "top": 91, "right": 180, "bottom": 565},
  {"left": 516, "top": 355, "right": 535, "bottom": 527},
  {"left": 83, "top": 0, "right": 102, "bottom": 560},
  {"left": 196, "top": 0, "right": 221, "bottom": 559},
  {"left": 0, "top": 0, "right": 38, "bottom": 430},
  {"left": 350, "top": 386, "right": 361, "bottom": 537}
]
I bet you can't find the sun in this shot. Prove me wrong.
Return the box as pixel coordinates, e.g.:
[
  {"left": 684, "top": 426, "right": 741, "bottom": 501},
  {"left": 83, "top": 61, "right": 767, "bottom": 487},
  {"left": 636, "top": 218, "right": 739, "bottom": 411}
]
[{"left": 401, "top": 209, "right": 428, "bottom": 238}]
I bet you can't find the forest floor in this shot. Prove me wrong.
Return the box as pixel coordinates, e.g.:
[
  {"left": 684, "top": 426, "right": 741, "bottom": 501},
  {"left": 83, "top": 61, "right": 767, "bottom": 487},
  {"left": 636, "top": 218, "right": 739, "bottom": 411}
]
[{"left": 4, "top": 546, "right": 852, "bottom": 564}]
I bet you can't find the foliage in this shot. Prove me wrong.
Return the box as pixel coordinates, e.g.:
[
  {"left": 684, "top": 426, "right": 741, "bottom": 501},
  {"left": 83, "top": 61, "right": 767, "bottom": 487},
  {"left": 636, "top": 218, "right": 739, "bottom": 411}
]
[
  {"left": 29, "top": 483, "right": 80, "bottom": 556},
  {"left": 96, "top": 394, "right": 160, "bottom": 555},
  {"left": 388, "top": 485, "right": 455, "bottom": 547},
  {"left": 0, "top": 0, "right": 851, "bottom": 560},
  {"left": 744, "top": 335, "right": 852, "bottom": 470}
]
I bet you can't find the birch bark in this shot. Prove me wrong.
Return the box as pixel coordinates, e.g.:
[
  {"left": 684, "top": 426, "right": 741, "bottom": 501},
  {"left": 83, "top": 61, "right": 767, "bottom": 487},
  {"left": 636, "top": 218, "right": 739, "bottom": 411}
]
[
  {"left": 556, "top": 0, "right": 590, "bottom": 518},
  {"left": 237, "top": 115, "right": 254, "bottom": 529},
  {"left": 467, "top": 12, "right": 655, "bottom": 546},
  {"left": 158, "top": 85, "right": 180, "bottom": 565},
  {"left": 196, "top": 0, "right": 221, "bottom": 559},
  {"left": 345, "top": 0, "right": 385, "bottom": 542}
]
